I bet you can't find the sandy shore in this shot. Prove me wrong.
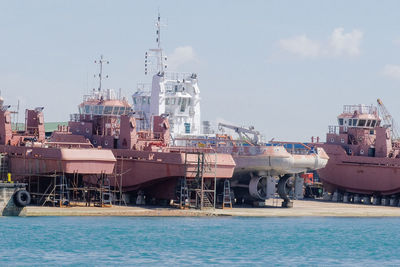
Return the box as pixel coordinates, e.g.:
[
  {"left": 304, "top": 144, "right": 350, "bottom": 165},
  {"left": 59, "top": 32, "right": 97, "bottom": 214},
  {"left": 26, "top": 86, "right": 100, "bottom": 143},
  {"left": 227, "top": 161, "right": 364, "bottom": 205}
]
[{"left": 23, "top": 199, "right": 400, "bottom": 217}]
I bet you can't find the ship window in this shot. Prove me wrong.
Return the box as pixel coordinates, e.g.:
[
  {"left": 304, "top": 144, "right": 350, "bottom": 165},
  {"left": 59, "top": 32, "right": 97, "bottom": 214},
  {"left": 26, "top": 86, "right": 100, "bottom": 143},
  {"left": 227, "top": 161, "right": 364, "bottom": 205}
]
[
  {"left": 348, "top": 120, "right": 352, "bottom": 126},
  {"left": 353, "top": 119, "right": 358, "bottom": 126},
  {"left": 98, "top": 105, "right": 104, "bottom": 114},
  {"left": 166, "top": 98, "right": 170, "bottom": 105},
  {"left": 142, "top": 97, "right": 146, "bottom": 104},
  {"left": 119, "top": 107, "right": 126, "bottom": 115},
  {"left": 184, "top": 123, "right": 190, "bottom": 133},
  {"left": 338, "top": 118, "right": 344, "bottom": 125},
  {"left": 113, "top": 107, "right": 120, "bottom": 115},
  {"left": 84, "top": 105, "right": 90, "bottom": 114},
  {"left": 133, "top": 97, "right": 137, "bottom": 105},
  {"left": 94, "top": 105, "right": 99, "bottom": 115},
  {"left": 188, "top": 98, "right": 191, "bottom": 105},
  {"left": 376, "top": 120, "right": 380, "bottom": 127},
  {"left": 178, "top": 98, "right": 181, "bottom": 105},
  {"left": 371, "top": 120, "right": 376, "bottom": 127},
  {"left": 340, "top": 138, "right": 345, "bottom": 143},
  {"left": 171, "top": 98, "right": 176, "bottom": 105},
  {"left": 180, "top": 98, "right": 187, "bottom": 112},
  {"left": 148, "top": 97, "right": 150, "bottom": 104},
  {"left": 366, "top": 120, "right": 371, "bottom": 127},
  {"left": 175, "top": 85, "right": 178, "bottom": 92},
  {"left": 358, "top": 120, "right": 366, "bottom": 127},
  {"left": 104, "top": 106, "right": 113, "bottom": 115},
  {"left": 79, "top": 106, "right": 82, "bottom": 114}
]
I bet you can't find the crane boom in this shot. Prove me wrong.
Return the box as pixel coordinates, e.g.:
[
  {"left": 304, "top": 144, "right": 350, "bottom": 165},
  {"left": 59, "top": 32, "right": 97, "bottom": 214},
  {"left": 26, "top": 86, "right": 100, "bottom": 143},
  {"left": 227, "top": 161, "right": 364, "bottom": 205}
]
[
  {"left": 218, "top": 122, "right": 261, "bottom": 145},
  {"left": 377, "top": 98, "right": 400, "bottom": 140}
]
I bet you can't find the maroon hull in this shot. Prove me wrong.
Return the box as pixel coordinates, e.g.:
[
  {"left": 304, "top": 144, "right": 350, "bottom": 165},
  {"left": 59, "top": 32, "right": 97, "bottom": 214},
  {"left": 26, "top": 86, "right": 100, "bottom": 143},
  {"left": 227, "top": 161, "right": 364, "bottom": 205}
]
[{"left": 317, "top": 144, "right": 400, "bottom": 195}]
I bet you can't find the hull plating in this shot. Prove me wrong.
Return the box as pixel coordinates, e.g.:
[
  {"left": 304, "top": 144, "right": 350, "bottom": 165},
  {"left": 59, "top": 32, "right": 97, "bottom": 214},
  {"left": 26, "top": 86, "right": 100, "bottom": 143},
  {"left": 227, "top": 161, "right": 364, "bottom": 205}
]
[{"left": 317, "top": 144, "right": 400, "bottom": 195}]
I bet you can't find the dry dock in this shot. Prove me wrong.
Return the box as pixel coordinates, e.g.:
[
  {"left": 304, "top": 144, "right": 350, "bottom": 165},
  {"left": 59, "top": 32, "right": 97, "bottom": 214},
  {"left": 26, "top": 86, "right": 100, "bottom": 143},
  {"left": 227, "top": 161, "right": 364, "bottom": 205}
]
[{"left": 23, "top": 199, "right": 400, "bottom": 217}]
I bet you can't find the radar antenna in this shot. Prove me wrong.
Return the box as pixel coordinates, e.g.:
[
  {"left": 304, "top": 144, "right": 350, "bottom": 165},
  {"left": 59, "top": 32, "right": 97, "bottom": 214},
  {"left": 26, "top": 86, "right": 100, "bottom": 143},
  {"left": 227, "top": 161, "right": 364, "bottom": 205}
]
[
  {"left": 94, "top": 55, "right": 109, "bottom": 91},
  {"left": 145, "top": 13, "right": 168, "bottom": 75},
  {"left": 377, "top": 98, "right": 400, "bottom": 140}
]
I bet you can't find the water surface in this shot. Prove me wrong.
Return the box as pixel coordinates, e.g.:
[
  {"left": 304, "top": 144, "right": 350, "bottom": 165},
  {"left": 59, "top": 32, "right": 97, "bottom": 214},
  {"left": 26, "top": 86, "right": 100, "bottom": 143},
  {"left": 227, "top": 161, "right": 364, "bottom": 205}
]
[{"left": 0, "top": 217, "right": 399, "bottom": 266}]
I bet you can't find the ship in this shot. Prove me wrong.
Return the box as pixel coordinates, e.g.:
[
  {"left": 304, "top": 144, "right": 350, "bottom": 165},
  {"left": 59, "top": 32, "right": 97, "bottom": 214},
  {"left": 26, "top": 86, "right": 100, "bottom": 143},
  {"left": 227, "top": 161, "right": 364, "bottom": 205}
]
[
  {"left": 0, "top": 59, "right": 235, "bottom": 208},
  {"left": 131, "top": 14, "right": 329, "bottom": 205},
  {"left": 315, "top": 100, "right": 400, "bottom": 202}
]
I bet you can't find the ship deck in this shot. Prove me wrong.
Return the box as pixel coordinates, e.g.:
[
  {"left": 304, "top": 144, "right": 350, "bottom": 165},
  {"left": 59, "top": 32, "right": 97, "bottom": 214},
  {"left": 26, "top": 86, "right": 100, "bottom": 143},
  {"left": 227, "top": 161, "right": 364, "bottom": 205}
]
[{"left": 22, "top": 199, "right": 400, "bottom": 217}]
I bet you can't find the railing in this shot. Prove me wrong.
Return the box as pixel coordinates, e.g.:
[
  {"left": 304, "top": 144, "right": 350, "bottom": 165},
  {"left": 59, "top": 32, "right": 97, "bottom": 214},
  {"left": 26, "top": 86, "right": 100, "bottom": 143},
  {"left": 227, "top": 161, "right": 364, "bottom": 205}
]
[
  {"left": 343, "top": 104, "right": 377, "bottom": 115},
  {"left": 164, "top": 72, "right": 193, "bottom": 81},
  {"left": 135, "top": 83, "right": 151, "bottom": 92},
  {"left": 328, "top": 125, "right": 340, "bottom": 134}
]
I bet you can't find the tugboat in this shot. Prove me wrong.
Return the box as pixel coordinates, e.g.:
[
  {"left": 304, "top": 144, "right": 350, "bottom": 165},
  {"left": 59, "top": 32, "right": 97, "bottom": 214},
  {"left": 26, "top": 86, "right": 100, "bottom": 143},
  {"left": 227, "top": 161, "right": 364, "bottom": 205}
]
[
  {"left": 131, "top": 14, "right": 329, "bottom": 206},
  {"left": 316, "top": 100, "right": 400, "bottom": 204}
]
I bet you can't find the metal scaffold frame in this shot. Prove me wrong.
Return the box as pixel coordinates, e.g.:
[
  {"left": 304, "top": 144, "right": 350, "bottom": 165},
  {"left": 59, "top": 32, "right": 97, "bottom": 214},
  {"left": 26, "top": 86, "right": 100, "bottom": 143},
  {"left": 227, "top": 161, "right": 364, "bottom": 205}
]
[
  {"left": 180, "top": 150, "right": 217, "bottom": 210},
  {"left": 7, "top": 156, "right": 127, "bottom": 207}
]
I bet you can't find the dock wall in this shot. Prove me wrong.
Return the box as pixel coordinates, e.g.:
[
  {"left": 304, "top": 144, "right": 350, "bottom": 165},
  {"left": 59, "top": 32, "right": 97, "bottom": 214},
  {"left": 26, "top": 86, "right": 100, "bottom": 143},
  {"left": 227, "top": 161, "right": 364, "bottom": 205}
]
[{"left": 0, "top": 183, "right": 26, "bottom": 216}]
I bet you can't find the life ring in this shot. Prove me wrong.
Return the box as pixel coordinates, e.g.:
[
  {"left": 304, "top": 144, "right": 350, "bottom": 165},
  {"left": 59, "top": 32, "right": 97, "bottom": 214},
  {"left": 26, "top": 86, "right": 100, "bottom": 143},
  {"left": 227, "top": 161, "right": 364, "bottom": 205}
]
[{"left": 13, "top": 190, "right": 31, "bottom": 207}]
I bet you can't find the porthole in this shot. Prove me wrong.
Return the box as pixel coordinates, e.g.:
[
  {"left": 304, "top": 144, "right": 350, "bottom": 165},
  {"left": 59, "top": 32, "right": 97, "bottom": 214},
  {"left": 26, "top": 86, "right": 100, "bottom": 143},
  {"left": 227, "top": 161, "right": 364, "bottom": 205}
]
[
  {"left": 105, "top": 141, "right": 108, "bottom": 146},
  {"left": 86, "top": 128, "right": 90, "bottom": 133},
  {"left": 340, "top": 138, "right": 345, "bottom": 143},
  {"left": 330, "top": 138, "right": 335, "bottom": 143},
  {"left": 360, "top": 149, "right": 364, "bottom": 155},
  {"left": 93, "top": 140, "right": 97, "bottom": 145}
]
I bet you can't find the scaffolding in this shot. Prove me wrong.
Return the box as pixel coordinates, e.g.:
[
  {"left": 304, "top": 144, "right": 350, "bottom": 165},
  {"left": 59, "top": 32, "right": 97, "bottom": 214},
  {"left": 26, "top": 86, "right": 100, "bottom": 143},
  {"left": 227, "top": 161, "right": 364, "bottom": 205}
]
[
  {"left": 0, "top": 153, "right": 9, "bottom": 181},
  {"left": 181, "top": 151, "right": 217, "bottom": 210},
  {"left": 12, "top": 164, "right": 125, "bottom": 208}
]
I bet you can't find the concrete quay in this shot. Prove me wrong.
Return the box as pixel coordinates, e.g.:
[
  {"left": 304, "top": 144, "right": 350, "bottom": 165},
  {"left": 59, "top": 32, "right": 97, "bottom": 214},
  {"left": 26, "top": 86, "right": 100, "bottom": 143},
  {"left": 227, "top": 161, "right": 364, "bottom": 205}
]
[{"left": 23, "top": 199, "right": 400, "bottom": 217}]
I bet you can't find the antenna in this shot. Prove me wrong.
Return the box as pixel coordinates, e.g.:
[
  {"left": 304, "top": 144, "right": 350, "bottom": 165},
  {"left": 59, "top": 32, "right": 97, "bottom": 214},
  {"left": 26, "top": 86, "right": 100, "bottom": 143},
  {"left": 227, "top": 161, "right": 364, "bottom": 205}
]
[
  {"left": 145, "top": 12, "right": 168, "bottom": 75},
  {"left": 94, "top": 55, "right": 109, "bottom": 91}
]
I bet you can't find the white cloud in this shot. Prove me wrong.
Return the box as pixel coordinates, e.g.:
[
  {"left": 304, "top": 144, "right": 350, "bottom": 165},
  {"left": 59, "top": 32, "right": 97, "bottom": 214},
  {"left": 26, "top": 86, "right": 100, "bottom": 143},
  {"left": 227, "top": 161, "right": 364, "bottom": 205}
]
[
  {"left": 279, "top": 35, "right": 321, "bottom": 58},
  {"left": 279, "top": 28, "right": 363, "bottom": 58},
  {"left": 382, "top": 64, "right": 400, "bottom": 79},
  {"left": 167, "top": 46, "right": 197, "bottom": 70},
  {"left": 329, "top": 28, "right": 363, "bottom": 56}
]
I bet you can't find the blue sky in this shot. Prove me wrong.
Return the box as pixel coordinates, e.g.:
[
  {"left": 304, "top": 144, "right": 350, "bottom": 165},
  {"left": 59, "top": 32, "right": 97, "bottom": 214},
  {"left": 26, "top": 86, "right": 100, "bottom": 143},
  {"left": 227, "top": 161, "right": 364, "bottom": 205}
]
[{"left": 1, "top": 0, "right": 400, "bottom": 141}]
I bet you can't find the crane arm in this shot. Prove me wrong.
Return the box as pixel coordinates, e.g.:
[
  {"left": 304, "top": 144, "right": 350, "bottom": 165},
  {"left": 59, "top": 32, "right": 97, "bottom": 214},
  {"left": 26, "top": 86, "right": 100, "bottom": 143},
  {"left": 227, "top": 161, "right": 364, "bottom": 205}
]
[
  {"left": 377, "top": 98, "right": 400, "bottom": 140},
  {"left": 218, "top": 122, "right": 261, "bottom": 145}
]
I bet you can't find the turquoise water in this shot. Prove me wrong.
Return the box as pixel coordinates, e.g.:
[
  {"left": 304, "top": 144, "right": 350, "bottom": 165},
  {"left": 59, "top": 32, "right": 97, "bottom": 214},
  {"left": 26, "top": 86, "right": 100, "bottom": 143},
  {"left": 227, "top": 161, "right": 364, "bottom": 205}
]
[{"left": 0, "top": 217, "right": 399, "bottom": 266}]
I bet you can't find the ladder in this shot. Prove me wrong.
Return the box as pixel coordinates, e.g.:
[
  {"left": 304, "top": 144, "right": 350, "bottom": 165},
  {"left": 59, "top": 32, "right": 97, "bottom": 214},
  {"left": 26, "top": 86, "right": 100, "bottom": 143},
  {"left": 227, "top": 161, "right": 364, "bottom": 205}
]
[
  {"left": 222, "top": 179, "right": 232, "bottom": 209},
  {"left": 54, "top": 174, "right": 70, "bottom": 207},
  {"left": 178, "top": 178, "right": 189, "bottom": 208},
  {"left": 97, "top": 173, "right": 112, "bottom": 207}
]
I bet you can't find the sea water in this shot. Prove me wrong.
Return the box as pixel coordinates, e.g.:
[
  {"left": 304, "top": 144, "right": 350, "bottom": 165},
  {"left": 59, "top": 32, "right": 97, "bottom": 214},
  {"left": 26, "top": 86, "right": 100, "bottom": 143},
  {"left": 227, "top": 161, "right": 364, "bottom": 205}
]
[{"left": 0, "top": 216, "right": 399, "bottom": 266}]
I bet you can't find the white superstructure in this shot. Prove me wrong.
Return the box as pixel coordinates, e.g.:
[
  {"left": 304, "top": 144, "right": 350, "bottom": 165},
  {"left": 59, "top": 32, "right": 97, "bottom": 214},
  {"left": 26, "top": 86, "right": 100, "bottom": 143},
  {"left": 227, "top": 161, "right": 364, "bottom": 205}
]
[{"left": 132, "top": 14, "right": 201, "bottom": 136}]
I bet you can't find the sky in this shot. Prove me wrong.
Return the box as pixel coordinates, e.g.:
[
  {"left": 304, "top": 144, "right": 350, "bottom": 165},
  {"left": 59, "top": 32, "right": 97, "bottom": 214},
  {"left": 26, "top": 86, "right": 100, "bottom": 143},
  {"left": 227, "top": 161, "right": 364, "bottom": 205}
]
[{"left": 1, "top": 0, "right": 400, "bottom": 141}]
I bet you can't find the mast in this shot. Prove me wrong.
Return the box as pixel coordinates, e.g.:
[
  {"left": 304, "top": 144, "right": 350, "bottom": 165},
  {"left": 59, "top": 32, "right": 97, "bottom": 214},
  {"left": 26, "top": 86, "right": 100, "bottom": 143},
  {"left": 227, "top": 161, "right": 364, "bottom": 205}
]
[
  {"left": 95, "top": 55, "right": 109, "bottom": 91},
  {"left": 145, "top": 13, "right": 167, "bottom": 75}
]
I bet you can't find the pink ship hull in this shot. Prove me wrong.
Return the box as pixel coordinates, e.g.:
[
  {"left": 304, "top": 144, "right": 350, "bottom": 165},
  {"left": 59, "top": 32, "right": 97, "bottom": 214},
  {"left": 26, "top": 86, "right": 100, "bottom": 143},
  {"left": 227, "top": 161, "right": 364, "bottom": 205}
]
[
  {"left": 0, "top": 145, "right": 115, "bottom": 176},
  {"left": 81, "top": 149, "right": 235, "bottom": 199},
  {"left": 317, "top": 144, "right": 400, "bottom": 195}
]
